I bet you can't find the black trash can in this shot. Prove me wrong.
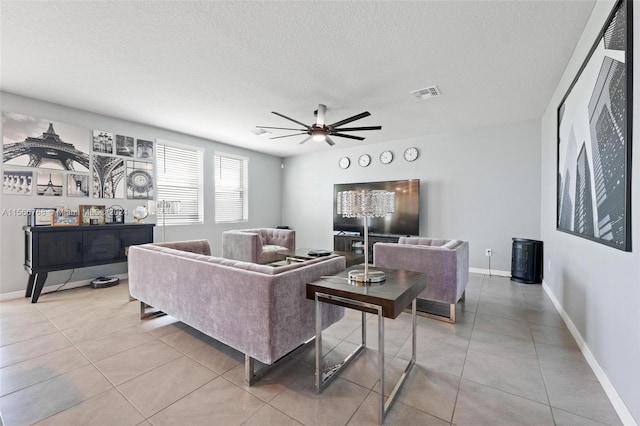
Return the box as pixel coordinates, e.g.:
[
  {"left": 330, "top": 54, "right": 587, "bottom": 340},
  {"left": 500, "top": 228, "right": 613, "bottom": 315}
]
[{"left": 511, "top": 238, "right": 543, "bottom": 284}]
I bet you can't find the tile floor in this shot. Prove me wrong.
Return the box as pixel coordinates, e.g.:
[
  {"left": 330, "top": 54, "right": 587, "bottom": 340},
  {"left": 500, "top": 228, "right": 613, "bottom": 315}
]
[{"left": 0, "top": 273, "right": 621, "bottom": 425}]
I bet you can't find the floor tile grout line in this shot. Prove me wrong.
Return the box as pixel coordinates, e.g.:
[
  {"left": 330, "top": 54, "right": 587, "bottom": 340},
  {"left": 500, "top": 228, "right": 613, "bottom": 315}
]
[{"left": 450, "top": 273, "right": 486, "bottom": 426}]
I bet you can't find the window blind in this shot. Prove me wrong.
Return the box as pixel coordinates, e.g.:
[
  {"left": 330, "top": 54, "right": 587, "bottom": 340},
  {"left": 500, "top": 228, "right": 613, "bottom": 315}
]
[
  {"left": 156, "top": 142, "right": 204, "bottom": 225},
  {"left": 215, "top": 153, "right": 248, "bottom": 223}
]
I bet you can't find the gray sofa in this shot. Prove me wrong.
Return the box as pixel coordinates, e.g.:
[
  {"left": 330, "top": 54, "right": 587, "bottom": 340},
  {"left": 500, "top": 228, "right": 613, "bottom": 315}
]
[
  {"left": 222, "top": 228, "right": 296, "bottom": 264},
  {"left": 128, "top": 239, "right": 345, "bottom": 384},
  {"left": 374, "top": 237, "right": 469, "bottom": 323}
]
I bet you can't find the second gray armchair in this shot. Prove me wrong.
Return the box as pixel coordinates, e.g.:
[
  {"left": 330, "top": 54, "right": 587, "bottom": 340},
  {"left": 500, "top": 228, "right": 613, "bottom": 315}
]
[
  {"left": 222, "top": 228, "right": 296, "bottom": 264},
  {"left": 374, "top": 237, "right": 469, "bottom": 323}
]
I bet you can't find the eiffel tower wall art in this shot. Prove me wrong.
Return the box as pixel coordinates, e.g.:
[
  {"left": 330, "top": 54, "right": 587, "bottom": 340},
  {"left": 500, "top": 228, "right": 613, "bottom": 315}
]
[
  {"left": 2, "top": 113, "right": 90, "bottom": 172},
  {"left": 92, "top": 155, "right": 125, "bottom": 198}
]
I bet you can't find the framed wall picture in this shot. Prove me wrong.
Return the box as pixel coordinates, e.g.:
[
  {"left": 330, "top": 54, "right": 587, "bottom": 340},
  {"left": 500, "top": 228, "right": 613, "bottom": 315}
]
[
  {"left": 31, "top": 208, "right": 55, "bottom": 226},
  {"left": 2, "top": 113, "right": 90, "bottom": 171},
  {"left": 52, "top": 208, "right": 79, "bottom": 226},
  {"left": 3, "top": 170, "right": 33, "bottom": 195},
  {"left": 79, "top": 204, "right": 106, "bottom": 225},
  {"left": 67, "top": 174, "right": 90, "bottom": 197},
  {"left": 557, "top": 0, "right": 632, "bottom": 251},
  {"left": 36, "top": 171, "right": 63, "bottom": 196}
]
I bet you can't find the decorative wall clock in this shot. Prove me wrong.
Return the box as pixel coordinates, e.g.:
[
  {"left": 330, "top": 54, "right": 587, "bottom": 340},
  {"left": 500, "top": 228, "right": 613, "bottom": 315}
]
[
  {"left": 339, "top": 156, "right": 351, "bottom": 169},
  {"left": 403, "top": 147, "right": 419, "bottom": 162},
  {"left": 358, "top": 154, "right": 371, "bottom": 167},
  {"left": 380, "top": 150, "right": 393, "bottom": 164}
]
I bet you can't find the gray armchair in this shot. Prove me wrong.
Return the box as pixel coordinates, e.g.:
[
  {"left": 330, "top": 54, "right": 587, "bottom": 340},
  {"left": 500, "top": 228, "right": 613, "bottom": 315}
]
[
  {"left": 222, "top": 228, "right": 296, "bottom": 264},
  {"left": 374, "top": 237, "right": 469, "bottom": 323}
]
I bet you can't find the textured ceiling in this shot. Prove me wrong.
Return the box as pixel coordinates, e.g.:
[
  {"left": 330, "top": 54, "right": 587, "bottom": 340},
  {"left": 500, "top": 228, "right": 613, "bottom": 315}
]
[{"left": 1, "top": 1, "right": 595, "bottom": 158}]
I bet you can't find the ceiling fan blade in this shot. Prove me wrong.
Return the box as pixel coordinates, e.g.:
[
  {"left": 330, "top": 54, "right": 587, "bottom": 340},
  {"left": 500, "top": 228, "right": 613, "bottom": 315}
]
[
  {"left": 332, "top": 126, "right": 382, "bottom": 131},
  {"left": 297, "top": 136, "right": 312, "bottom": 145},
  {"left": 328, "top": 111, "right": 371, "bottom": 128},
  {"left": 270, "top": 132, "right": 308, "bottom": 140},
  {"left": 256, "top": 126, "right": 307, "bottom": 131},
  {"left": 272, "top": 111, "right": 310, "bottom": 129},
  {"left": 316, "top": 104, "right": 326, "bottom": 126},
  {"left": 332, "top": 132, "right": 365, "bottom": 141},
  {"left": 325, "top": 136, "right": 336, "bottom": 146}
]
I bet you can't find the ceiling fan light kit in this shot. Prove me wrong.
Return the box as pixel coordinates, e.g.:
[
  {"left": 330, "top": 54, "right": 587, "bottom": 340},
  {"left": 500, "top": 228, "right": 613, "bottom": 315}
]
[{"left": 256, "top": 104, "right": 381, "bottom": 146}]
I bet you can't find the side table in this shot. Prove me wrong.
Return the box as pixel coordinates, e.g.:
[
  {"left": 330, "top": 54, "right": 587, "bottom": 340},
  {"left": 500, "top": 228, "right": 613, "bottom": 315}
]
[{"left": 306, "top": 265, "right": 426, "bottom": 424}]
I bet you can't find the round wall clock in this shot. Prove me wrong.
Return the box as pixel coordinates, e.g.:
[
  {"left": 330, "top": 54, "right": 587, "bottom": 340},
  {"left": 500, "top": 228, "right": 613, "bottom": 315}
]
[
  {"left": 380, "top": 150, "right": 393, "bottom": 164},
  {"left": 403, "top": 147, "right": 419, "bottom": 162},
  {"left": 339, "top": 156, "right": 351, "bottom": 169},
  {"left": 358, "top": 154, "right": 371, "bottom": 167}
]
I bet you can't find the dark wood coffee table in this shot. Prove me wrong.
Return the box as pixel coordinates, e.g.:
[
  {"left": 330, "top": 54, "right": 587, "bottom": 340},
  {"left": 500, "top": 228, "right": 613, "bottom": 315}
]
[
  {"left": 279, "top": 248, "right": 364, "bottom": 267},
  {"left": 306, "top": 265, "right": 426, "bottom": 424}
]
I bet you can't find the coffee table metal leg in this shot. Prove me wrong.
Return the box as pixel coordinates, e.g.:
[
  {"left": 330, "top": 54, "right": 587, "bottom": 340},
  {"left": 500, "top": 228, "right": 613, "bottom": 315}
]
[
  {"left": 378, "top": 306, "right": 385, "bottom": 422},
  {"left": 314, "top": 292, "right": 417, "bottom": 424},
  {"left": 315, "top": 292, "right": 323, "bottom": 391},
  {"left": 382, "top": 299, "right": 417, "bottom": 421},
  {"left": 315, "top": 292, "right": 366, "bottom": 393}
]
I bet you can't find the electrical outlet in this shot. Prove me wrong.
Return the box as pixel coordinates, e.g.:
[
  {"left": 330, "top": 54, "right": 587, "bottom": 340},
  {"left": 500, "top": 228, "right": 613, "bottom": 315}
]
[{"left": 485, "top": 248, "right": 492, "bottom": 257}]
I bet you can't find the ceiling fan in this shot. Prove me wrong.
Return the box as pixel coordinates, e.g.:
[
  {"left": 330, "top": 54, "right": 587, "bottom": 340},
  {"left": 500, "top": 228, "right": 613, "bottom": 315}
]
[{"left": 256, "top": 104, "right": 382, "bottom": 146}]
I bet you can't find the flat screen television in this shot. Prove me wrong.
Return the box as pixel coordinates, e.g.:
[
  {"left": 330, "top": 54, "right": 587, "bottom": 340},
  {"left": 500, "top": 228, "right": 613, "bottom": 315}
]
[{"left": 333, "top": 179, "right": 420, "bottom": 236}]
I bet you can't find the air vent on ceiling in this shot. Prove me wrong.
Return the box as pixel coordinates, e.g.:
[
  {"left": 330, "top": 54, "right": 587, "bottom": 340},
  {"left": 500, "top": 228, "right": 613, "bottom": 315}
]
[
  {"left": 251, "top": 128, "right": 270, "bottom": 136},
  {"left": 410, "top": 85, "right": 441, "bottom": 100}
]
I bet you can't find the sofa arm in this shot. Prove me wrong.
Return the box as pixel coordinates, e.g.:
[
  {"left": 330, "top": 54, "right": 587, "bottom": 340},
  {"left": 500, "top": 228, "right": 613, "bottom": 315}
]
[
  {"left": 222, "top": 231, "right": 261, "bottom": 262},
  {"left": 152, "top": 240, "right": 211, "bottom": 255}
]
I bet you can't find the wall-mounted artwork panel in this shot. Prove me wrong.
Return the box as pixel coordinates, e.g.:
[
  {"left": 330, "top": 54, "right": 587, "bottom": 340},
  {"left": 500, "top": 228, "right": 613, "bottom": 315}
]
[
  {"left": 126, "top": 160, "right": 153, "bottom": 200},
  {"left": 68, "top": 174, "right": 90, "bottom": 197},
  {"left": 36, "top": 171, "right": 63, "bottom": 196},
  {"left": 557, "top": 0, "right": 632, "bottom": 251},
  {"left": 3, "top": 170, "right": 32, "bottom": 195},
  {"left": 2, "top": 113, "right": 89, "bottom": 171},
  {"left": 92, "top": 130, "right": 114, "bottom": 154},
  {"left": 92, "top": 155, "right": 124, "bottom": 199},
  {"left": 136, "top": 139, "right": 153, "bottom": 160},
  {"left": 116, "top": 135, "right": 134, "bottom": 157}
]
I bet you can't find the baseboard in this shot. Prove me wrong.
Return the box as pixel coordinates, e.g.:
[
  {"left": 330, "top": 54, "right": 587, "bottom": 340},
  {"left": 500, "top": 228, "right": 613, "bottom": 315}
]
[
  {"left": 468, "top": 267, "right": 511, "bottom": 277},
  {"left": 0, "top": 273, "right": 129, "bottom": 302},
  {"left": 542, "top": 280, "right": 637, "bottom": 426}
]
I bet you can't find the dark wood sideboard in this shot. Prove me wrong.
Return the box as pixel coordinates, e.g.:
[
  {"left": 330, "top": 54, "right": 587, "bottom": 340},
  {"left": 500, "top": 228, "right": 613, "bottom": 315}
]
[{"left": 23, "top": 223, "right": 154, "bottom": 303}]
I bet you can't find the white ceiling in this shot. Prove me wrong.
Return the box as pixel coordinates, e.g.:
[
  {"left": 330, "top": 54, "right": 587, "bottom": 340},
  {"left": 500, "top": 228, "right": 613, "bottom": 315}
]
[{"left": 1, "top": 1, "right": 595, "bottom": 158}]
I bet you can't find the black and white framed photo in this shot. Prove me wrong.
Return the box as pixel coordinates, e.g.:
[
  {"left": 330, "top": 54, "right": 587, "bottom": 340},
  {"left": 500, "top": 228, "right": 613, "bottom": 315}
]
[
  {"left": 2, "top": 113, "right": 90, "bottom": 171},
  {"left": 136, "top": 139, "right": 153, "bottom": 159},
  {"left": 3, "top": 170, "right": 32, "bottom": 195},
  {"left": 92, "top": 130, "right": 114, "bottom": 154},
  {"left": 31, "top": 208, "right": 55, "bottom": 226},
  {"left": 92, "top": 154, "right": 125, "bottom": 198},
  {"left": 36, "top": 171, "right": 63, "bottom": 196},
  {"left": 126, "top": 160, "right": 153, "bottom": 199},
  {"left": 68, "top": 174, "right": 90, "bottom": 197},
  {"left": 115, "top": 134, "right": 134, "bottom": 157},
  {"left": 557, "top": 0, "right": 632, "bottom": 252}
]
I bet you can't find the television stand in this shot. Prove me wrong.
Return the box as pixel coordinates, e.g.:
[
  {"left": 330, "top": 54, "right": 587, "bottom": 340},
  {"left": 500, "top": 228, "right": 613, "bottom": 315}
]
[{"left": 333, "top": 234, "right": 399, "bottom": 263}]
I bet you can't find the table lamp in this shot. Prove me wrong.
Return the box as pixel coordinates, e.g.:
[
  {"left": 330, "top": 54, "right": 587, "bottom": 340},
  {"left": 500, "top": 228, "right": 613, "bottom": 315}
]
[{"left": 336, "top": 189, "right": 395, "bottom": 283}]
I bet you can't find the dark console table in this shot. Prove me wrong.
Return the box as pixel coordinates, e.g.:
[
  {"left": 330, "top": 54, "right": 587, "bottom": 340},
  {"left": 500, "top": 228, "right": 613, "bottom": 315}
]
[{"left": 23, "top": 223, "right": 154, "bottom": 303}]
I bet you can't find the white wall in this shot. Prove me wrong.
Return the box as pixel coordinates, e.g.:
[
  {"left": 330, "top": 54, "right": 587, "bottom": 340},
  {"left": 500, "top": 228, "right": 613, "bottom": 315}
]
[
  {"left": 540, "top": 1, "right": 639, "bottom": 423},
  {"left": 0, "top": 92, "right": 284, "bottom": 295},
  {"left": 282, "top": 119, "right": 541, "bottom": 273}
]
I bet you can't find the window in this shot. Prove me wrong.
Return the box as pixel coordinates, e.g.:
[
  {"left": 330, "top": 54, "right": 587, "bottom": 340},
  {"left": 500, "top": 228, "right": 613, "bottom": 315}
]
[
  {"left": 214, "top": 153, "right": 248, "bottom": 223},
  {"left": 156, "top": 141, "right": 203, "bottom": 225}
]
